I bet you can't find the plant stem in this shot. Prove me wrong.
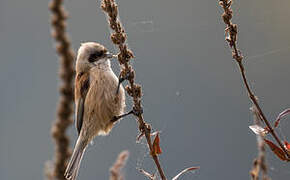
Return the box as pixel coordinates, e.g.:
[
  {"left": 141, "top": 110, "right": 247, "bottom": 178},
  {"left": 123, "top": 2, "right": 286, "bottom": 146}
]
[
  {"left": 218, "top": 0, "right": 290, "bottom": 159},
  {"left": 101, "top": 0, "right": 167, "bottom": 179}
]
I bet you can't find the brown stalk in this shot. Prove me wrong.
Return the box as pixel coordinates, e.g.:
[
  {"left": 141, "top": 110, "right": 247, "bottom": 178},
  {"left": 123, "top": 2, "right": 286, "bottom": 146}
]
[
  {"left": 100, "top": 0, "right": 167, "bottom": 179},
  {"left": 110, "top": 151, "right": 129, "bottom": 180},
  {"left": 250, "top": 106, "right": 270, "bottom": 180},
  {"left": 218, "top": 0, "right": 290, "bottom": 159},
  {"left": 47, "top": 0, "right": 75, "bottom": 179}
]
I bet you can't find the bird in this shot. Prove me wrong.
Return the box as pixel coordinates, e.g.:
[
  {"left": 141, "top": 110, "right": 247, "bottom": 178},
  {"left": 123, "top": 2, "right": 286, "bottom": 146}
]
[{"left": 64, "top": 42, "right": 126, "bottom": 180}]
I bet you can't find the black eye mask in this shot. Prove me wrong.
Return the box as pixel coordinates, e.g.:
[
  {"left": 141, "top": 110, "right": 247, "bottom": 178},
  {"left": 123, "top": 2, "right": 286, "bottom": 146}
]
[{"left": 88, "top": 51, "right": 104, "bottom": 63}]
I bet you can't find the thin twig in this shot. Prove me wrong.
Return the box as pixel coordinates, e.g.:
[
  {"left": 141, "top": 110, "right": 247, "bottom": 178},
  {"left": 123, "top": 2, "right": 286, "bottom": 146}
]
[
  {"left": 47, "top": 0, "right": 75, "bottom": 179},
  {"left": 110, "top": 151, "right": 129, "bottom": 180},
  {"left": 100, "top": 0, "right": 167, "bottom": 179},
  {"left": 218, "top": 0, "right": 290, "bottom": 159}
]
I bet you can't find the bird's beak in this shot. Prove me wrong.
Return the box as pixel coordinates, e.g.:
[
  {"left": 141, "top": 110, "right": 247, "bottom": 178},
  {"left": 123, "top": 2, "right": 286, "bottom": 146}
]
[{"left": 105, "top": 52, "right": 113, "bottom": 59}]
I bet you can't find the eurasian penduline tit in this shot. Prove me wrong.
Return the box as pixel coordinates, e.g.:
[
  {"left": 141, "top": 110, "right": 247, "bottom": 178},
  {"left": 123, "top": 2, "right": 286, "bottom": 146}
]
[{"left": 65, "top": 42, "right": 128, "bottom": 180}]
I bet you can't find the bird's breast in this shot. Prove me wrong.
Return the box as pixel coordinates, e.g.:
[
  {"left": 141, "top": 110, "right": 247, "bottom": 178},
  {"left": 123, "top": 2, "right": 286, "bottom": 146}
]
[{"left": 82, "top": 68, "right": 125, "bottom": 135}]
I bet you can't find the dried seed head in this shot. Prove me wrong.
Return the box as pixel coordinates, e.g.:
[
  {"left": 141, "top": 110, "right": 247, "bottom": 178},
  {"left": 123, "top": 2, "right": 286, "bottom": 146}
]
[
  {"left": 125, "top": 85, "right": 133, "bottom": 96},
  {"left": 127, "top": 66, "right": 135, "bottom": 80},
  {"left": 111, "top": 32, "right": 126, "bottom": 44},
  {"left": 133, "top": 84, "right": 142, "bottom": 98},
  {"left": 222, "top": 12, "right": 232, "bottom": 24}
]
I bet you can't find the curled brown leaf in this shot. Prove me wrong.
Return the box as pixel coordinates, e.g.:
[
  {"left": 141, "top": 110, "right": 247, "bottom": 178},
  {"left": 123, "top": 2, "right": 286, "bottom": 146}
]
[
  {"left": 172, "top": 166, "right": 200, "bottom": 180},
  {"left": 264, "top": 139, "right": 288, "bottom": 161},
  {"left": 274, "top": 108, "right": 290, "bottom": 128}
]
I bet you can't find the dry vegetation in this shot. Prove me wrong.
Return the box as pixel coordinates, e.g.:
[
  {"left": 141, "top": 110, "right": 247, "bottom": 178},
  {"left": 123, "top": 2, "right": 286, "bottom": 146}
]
[
  {"left": 46, "top": 0, "right": 289, "bottom": 179},
  {"left": 218, "top": 0, "right": 290, "bottom": 179},
  {"left": 46, "top": 0, "right": 75, "bottom": 179}
]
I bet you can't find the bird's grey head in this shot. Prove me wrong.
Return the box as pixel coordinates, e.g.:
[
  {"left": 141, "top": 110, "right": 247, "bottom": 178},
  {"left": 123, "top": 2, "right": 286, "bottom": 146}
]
[{"left": 76, "top": 42, "right": 113, "bottom": 72}]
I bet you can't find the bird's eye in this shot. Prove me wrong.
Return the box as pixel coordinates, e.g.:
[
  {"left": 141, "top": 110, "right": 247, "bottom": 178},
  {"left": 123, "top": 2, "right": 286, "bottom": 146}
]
[{"left": 88, "top": 51, "right": 104, "bottom": 62}]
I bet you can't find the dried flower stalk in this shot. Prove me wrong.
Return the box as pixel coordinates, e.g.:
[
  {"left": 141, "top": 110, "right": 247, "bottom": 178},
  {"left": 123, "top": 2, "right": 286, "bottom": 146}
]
[
  {"left": 101, "top": 0, "right": 167, "bottom": 179},
  {"left": 110, "top": 151, "right": 129, "bottom": 180},
  {"left": 218, "top": 0, "right": 290, "bottom": 159},
  {"left": 47, "top": 0, "right": 75, "bottom": 179},
  {"left": 250, "top": 106, "right": 270, "bottom": 180}
]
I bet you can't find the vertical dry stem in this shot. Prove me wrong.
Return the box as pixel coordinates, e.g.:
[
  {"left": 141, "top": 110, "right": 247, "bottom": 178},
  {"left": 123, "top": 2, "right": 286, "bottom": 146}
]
[
  {"left": 47, "top": 0, "right": 75, "bottom": 179},
  {"left": 218, "top": 0, "right": 290, "bottom": 158},
  {"left": 110, "top": 151, "right": 129, "bottom": 180},
  {"left": 250, "top": 106, "right": 270, "bottom": 180},
  {"left": 101, "top": 0, "right": 167, "bottom": 179}
]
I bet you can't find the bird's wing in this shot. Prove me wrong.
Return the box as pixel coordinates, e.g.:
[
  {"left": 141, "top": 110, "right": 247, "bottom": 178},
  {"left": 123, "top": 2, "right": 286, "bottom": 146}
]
[{"left": 74, "top": 72, "right": 90, "bottom": 135}]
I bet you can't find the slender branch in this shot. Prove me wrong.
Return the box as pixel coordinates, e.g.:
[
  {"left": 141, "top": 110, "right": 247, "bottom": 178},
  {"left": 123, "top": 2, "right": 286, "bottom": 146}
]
[
  {"left": 47, "top": 0, "right": 75, "bottom": 179},
  {"left": 100, "top": 0, "right": 167, "bottom": 179},
  {"left": 237, "top": 62, "right": 288, "bottom": 156},
  {"left": 218, "top": 0, "right": 290, "bottom": 158}
]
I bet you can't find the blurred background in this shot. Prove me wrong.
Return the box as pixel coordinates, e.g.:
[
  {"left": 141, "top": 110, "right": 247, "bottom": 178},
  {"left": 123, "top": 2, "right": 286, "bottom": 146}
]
[{"left": 0, "top": 0, "right": 290, "bottom": 179}]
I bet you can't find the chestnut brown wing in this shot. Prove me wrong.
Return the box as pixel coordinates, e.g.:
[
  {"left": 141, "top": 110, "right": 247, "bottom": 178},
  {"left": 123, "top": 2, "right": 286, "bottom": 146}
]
[{"left": 75, "top": 73, "right": 90, "bottom": 135}]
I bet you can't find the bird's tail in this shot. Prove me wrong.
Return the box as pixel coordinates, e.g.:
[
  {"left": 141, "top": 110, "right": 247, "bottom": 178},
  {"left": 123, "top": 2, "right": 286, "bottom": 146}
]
[{"left": 64, "top": 138, "right": 87, "bottom": 180}]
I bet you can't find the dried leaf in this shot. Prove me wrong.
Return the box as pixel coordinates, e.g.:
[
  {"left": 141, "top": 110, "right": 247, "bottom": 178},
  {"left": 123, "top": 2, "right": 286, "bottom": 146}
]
[
  {"left": 264, "top": 139, "right": 287, "bottom": 161},
  {"left": 172, "top": 166, "right": 200, "bottom": 180},
  {"left": 284, "top": 141, "right": 290, "bottom": 151},
  {"left": 152, "top": 132, "right": 162, "bottom": 155},
  {"left": 150, "top": 131, "right": 159, "bottom": 136},
  {"left": 274, "top": 108, "right": 290, "bottom": 128},
  {"left": 136, "top": 132, "right": 145, "bottom": 142},
  {"left": 249, "top": 125, "right": 268, "bottom": 136},
  {"left": 138, "top": 169, "right": 155, "bottom": 180}
]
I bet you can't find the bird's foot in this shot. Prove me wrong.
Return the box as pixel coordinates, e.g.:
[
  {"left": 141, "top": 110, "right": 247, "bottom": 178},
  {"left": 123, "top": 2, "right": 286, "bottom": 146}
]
[
  {"left": 111, "top": 110, "right": 134, "bottom": 123},
  {"left": 116, "top": 71, "right": 130, "bottom": 94}
]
